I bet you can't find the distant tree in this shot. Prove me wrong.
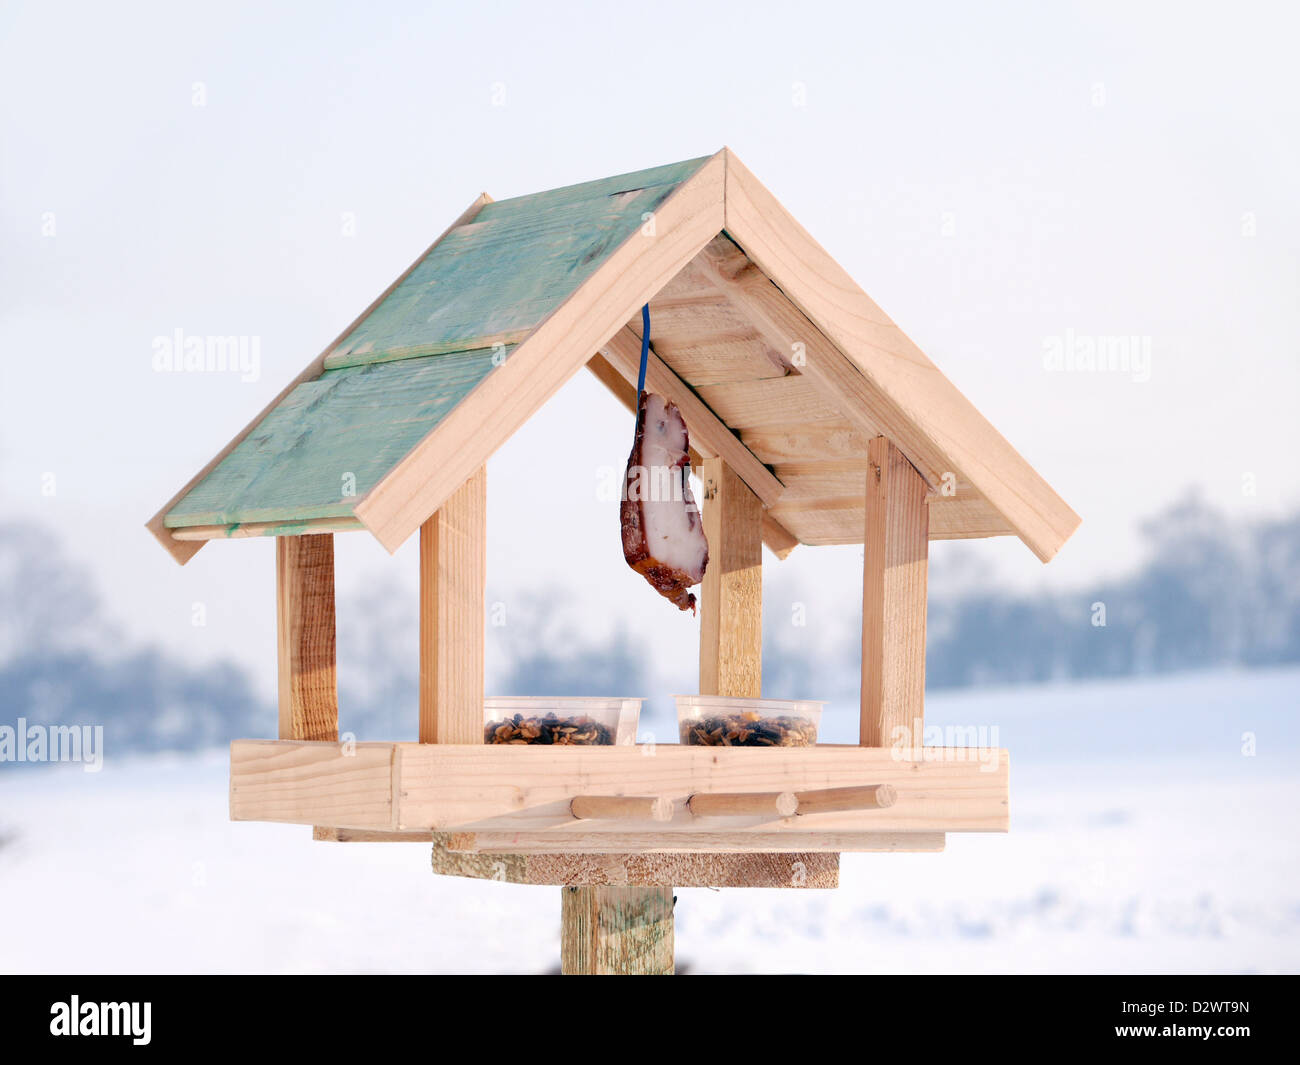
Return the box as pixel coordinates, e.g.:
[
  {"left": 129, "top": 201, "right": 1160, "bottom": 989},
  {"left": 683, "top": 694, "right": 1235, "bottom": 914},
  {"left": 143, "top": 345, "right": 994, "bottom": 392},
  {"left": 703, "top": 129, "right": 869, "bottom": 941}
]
[
  {"left": 4, "top": 488, "right": 1299, "bottom": 759},
  {"left": 0, "top": 522, "right": 268, "bottom": 763}
]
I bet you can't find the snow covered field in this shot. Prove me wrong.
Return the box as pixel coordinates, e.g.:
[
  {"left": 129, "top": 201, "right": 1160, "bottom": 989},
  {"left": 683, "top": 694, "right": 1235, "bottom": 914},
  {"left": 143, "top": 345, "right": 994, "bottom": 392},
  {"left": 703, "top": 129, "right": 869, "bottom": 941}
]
[{"left": 1, "top": 668, "right": 1297, "bottom": 974}]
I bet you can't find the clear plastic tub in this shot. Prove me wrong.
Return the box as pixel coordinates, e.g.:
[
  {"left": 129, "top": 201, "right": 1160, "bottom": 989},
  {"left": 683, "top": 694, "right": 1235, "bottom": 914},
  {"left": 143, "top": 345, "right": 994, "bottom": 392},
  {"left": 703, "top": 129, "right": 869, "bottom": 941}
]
[
  {"left": 674, "top": 695, "right": 824, "bottom": 747},
  {"left": 483, "top": 697, "right": 642, "bottom": 746}
]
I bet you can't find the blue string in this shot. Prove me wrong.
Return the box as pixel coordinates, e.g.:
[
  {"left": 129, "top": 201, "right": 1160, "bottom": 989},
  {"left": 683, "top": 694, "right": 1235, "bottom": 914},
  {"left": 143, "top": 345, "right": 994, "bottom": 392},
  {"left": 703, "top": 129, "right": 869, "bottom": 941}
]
[{"left": 637, "top": 303, "right": 650, "bottom": 396}]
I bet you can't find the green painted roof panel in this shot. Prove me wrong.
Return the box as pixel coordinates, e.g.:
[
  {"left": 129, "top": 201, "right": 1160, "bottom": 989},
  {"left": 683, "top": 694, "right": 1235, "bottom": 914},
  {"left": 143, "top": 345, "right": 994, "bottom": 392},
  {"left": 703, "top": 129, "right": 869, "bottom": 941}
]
[
  {"left": 328, "top": 156, "right": 710, "bottom": 362},
  {"left": 164, "top": 347, "right": 506, "bottom": 527},
  {"left": 164, "top": 155, "right": 710, "bottom": 530}
]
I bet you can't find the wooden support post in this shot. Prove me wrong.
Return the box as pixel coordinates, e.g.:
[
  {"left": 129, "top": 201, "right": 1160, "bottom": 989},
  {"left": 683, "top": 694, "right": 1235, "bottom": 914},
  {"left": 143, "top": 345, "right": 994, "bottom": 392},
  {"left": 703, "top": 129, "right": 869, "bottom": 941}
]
[
  {"left": 419, "top": 466, "right": 487, "bottom": 745},
  {"left": 699, "top": 457, "right": 764, "bottom": 697},
  {"left": 276, "top": 534, "right": 337, "bottom": 742},
  {"left": 561, "top": 886, "right": 675, "bottom": 975},
  {"left": 860, "top": 437, "right": 929, "bottom": 747}
]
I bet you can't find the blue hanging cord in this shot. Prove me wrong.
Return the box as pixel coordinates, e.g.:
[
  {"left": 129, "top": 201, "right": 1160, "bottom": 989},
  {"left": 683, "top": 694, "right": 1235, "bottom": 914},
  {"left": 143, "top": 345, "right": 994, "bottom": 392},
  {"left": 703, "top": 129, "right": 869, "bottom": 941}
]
[{"left": 637, "top": 303, "right": 650, "bottom": 396}]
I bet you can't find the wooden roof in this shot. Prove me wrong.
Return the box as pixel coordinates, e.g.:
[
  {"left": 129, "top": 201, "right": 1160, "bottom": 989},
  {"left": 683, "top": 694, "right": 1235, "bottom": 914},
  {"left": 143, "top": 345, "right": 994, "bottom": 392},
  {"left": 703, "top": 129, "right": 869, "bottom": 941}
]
[{"left": 150, "top": 148, "right": 1079, "bottom": 564}]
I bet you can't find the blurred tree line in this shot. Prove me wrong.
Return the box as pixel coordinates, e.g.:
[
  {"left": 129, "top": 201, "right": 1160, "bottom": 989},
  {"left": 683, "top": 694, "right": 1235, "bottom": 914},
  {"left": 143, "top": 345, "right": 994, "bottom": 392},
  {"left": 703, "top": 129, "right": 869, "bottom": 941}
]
[
  {"left": 926, "top": 494, "right": 1300, "bottom": 687},
  {"left": 2, "top": 493, "right": 1296, "bottom": 756}
]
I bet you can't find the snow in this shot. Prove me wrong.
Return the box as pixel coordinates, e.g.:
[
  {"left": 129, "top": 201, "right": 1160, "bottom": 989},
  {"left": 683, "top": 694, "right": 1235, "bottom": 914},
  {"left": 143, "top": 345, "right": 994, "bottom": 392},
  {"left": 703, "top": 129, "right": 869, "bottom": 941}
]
[{"left": 1, "top": 668, "right": 1297, "bottom": 974}]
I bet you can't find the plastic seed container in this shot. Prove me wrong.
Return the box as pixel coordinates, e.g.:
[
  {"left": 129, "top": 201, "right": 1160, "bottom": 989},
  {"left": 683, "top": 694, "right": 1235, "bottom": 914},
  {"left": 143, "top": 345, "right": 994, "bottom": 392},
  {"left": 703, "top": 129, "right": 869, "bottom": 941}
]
[
  {"left": 674, "top": 695, "right": 824, "bottom": 747},
  {"left": 483, "top": 697, "right": 642, "bottom": 746}
]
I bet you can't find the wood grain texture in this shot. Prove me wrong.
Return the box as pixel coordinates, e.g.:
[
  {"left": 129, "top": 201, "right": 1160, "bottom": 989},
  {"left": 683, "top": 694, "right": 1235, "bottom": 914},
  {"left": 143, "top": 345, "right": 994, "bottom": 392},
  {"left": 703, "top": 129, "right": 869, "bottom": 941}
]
[
  {"left": 625, "top": 291, "right": 788, "bottom": 386},
  {"left": 766, "top": 496, "right": 1011, "bottom": 547},
  {"left": 693, "top": 237, "right": 903, "bottom": 458},
  {"left": 393, "top": 742, "right": 1004, "bottom": 833},
  {"left": 419, "top": 467, "right": 486, "bottom": 745},
  {"left": 276, "top": 535, "right": 338, "bottom": 742},
  {"left": 722, "top": 148, "right": 1079, "bottom": 562},
  {"left": 394, "top": 744, "right": 1006, "bottom": 834},
  {"left": 585, "top": 351, "right": 646, "bottom": 424},
  {"left": 430, "top": 838, "right": 839, "bottom": 886},
  {"left": 229, "top": 740, "right": 1008, "bottom": 836},
  {"left": 694, "top": 376, "right": 841, "bottom": 429},
  {"left": 355, "top": 152, "right": 728, "bottom": 552},
  {"left": 452, "top": 830, "right": 945, "bottom": 854},
  {"left": 698, "top": 458, "right": 764, "bottom": 698},
  {"left": 767, "top": 460, "right": 873, "bottom": 501},
  {"left": 927, "top": 497, "right": 1016, "bottom": 539},
  {"left": 562, "top": 886, "right": 674, "bottom": 975},
  {"left": 860, "top": 438, "right": 929, "bottom": 747},
  {"left": 761, "top": 513, "right": 799, "bottom": 559},
  {"left": 229, "top": 740, "right": 394, "bottom": 829},
  {"left": 766, "top": 460, "right": 974, "bottom": 505},
  {"left": 313, "top": 827, "right": 428, "bottom": 842},
  {"left": 767, "top": 497, "right": 865, "bottom": 544},
  {"left": 150, "top": 193, "right": 491, "bottom": 563},
  {"left": 741, "top": 421, "right": 876, "bottom": 464}
]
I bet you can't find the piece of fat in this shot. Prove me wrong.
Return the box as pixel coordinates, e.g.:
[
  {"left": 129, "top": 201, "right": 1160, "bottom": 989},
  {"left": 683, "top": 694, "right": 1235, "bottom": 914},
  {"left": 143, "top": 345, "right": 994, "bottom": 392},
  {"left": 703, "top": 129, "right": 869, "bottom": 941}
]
[{"left": 620, "top": 393, "right": 710, "bottom": 612}]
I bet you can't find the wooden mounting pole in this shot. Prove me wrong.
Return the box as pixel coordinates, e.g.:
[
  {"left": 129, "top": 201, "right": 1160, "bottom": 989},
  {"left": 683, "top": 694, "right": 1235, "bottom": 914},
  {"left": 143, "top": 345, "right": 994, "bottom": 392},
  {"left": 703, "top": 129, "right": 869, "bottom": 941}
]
[
  {"left": 860, "top": 437, "right": 929, "bottom": 747},
  {"left": 561, "top": 886, "right": 675, "bottom": 975},
  {"left": 553, "top": 456, "right": 764, "bottom": 977},
  {"left": 699, "top": 457, "right": 764, "bottom": 697},
  {"left": 559, "top": 458, "right": 766, "bottom": 975},
  {"left": 419, "top": 466, "right": 487, "bottom": 745},
  {"left": 276, "top": 534, "right": 338, "bottom": 742}
]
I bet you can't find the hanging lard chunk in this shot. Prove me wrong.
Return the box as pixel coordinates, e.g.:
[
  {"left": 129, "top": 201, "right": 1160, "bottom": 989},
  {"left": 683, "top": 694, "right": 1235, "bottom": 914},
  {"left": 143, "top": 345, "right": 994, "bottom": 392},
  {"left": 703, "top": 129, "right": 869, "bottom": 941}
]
[{"left": 620, "top": 393, "right": 709, "bottom": 612}]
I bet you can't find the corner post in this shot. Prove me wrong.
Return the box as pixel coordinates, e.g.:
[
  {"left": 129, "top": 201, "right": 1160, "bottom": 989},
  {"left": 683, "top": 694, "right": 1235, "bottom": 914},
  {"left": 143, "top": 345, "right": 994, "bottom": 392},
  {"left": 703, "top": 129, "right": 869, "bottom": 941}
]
[
  {"left": 860, "top": 437, "right": 929, "bottom": 747},
  {"left": 699, "top": 457, "right": 764, "bottom": 697},
  {"left": 276, "top": 533, "right": 338, "bottom": 742},
  {"left": 419, "top": 466, "right": 487, "bottom": 745}
]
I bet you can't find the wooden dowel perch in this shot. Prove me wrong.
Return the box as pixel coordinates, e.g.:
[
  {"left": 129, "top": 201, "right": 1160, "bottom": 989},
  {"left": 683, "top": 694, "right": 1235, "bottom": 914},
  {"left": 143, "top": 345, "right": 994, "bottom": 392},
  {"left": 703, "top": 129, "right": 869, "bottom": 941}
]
[
  {"left": 570, "top": 795, "right": 674, "bottom": 822},
  {"left": 687, "top": 791, "right": 798, "bottom": 818},
  {"left": 793, "top": 784, "right": 897, "bottom": 815},
  {"left": 683, "top": 784, "right": 897, "bottom": 819}
]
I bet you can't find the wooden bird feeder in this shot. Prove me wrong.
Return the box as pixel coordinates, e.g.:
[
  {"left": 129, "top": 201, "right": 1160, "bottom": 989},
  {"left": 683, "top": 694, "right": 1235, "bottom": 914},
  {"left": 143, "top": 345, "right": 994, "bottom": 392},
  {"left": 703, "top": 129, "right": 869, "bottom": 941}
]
[{"left": 147, "top": 149, "right": 1079, "bottom": 975}]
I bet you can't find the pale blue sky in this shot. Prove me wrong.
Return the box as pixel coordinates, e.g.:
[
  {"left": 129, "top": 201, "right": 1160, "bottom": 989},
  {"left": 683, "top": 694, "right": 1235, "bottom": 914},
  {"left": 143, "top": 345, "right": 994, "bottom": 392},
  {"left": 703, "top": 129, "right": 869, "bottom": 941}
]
[{"left": 2, "top": 0, "right": 1297, "bottom": 697}]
